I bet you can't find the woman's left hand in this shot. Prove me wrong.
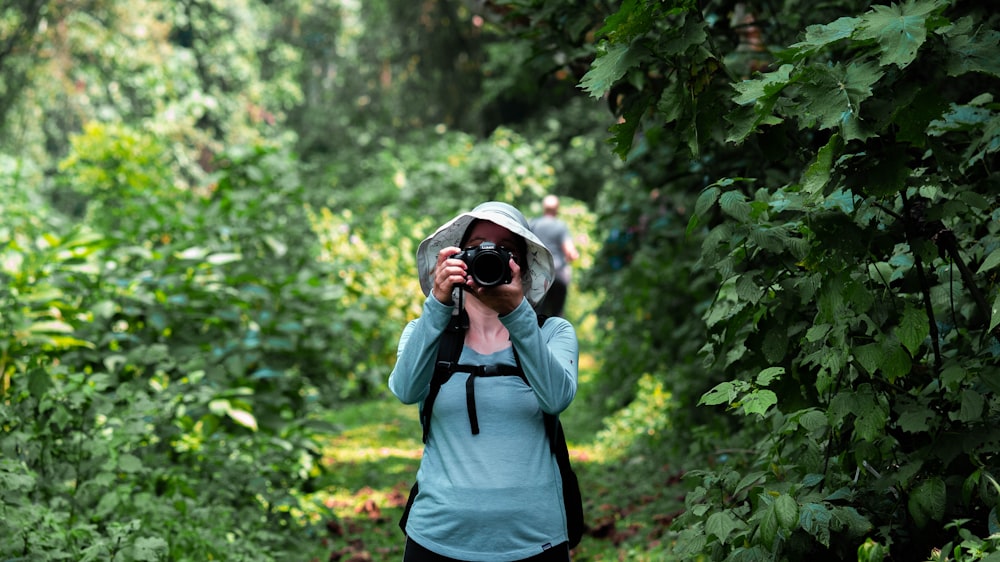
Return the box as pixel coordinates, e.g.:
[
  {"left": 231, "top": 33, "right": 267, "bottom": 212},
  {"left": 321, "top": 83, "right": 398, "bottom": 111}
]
[{"left": 468, "top": 256, "right": 524, "bottom": 316}]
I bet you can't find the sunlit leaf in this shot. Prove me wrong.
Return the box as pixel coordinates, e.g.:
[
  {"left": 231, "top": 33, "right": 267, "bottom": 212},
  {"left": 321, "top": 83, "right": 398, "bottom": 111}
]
[
  {"left": 742, "top": 390, "right": 777, "bottom": 417},
  {"left": 28, "top": 321, "right": 74, "bottom": 334},
  {"left": 227, "top": 409, "right": 259, "bottom": 432},
  {"left": 699, "top": 381, "right": 739, "bottom": 406},
  {"left": 756, "top": 367, "right": 784, "bottom": 386},
  {"left": 176, "top": 246, "right": 210, "bottom": 260},
  {"left": 207, "top": 252, "right": 242, "bottom": 265}
]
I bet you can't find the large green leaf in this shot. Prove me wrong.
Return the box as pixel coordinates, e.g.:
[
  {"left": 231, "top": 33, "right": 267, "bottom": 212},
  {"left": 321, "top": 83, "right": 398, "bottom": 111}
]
[
  {"left": 908, "top": 477, "right": 946, "bottom": 527},
  {"left": 727, "top": 64, "right": 793, "bottom": 143},
  {"left": 789, "top": 17, "right": 862, "bottom": 57},
  {"left": 706, "top": 510, "right": 743, "bottom": 543},
  {"left": 797, "top": 62, "right": 883, "bottom": 140},
  {"left": 732, "top": 64, "right": 794, "bottom": 107},
  {"left": 897, "top": 403, "right": 934, "bottom": 433},
  {"left": 742, "top": 389, "right": 777, "bottom": 417},
  {"left": 700, "top": 381, "right": 742, "bottom": 406},
  {"left": 855, "top": 392, "right": 889, "bottom": 442},
  {"left": 854, "top": 342, "right": 882, "bottom": 374},
  {"left": 774, "top": 494, "right": 799, "bottom": 530},
  {"left": 579, "top": 42, "right": 643, "bottom": 98},
  {"left": 855, "top": 0, "right": 945, "bottom": 69},
  {"left": 756, "top": 367, "right": 784, "bottom": 386},
  {"left": 954, "top": 389, "right": 985, "bottom": 423},
  {"left": 719, "top": 191, "right": 752, "bottom": 223},
  {"left": 597, "top": 0, "right": 656, "bottom": 41},
  {"left": 896, "top": 306, "right": 929, "bottom": 356},
  {"left": 802, "top": 134, "right": 842, "bottom": 198},
  {"left": 759, "top": 502, "right": 779, "bottom": 548},
  {"left": 943, "top": 17, "right": 1000, "bottom": 77},
  {"left": 978, "top": 248, "right": 1000, "bottom": 274},
  {"left": 799, "top": 502, "right": 833, "bottom": 547}
]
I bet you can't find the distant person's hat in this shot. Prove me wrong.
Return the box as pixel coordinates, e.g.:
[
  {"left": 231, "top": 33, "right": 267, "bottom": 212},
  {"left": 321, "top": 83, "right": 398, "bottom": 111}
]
[{"left": 416, "top": 202, "right": 555, "bottom": 307}]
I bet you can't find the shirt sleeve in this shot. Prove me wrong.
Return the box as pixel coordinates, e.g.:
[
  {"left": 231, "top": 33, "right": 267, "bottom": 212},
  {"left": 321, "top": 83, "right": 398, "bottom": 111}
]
[
  {"left": 501, "top": 299, "right": 579, "bottom": 414},
  {"left": 388, "top": 295, "right": 455, "bottom": 404}
]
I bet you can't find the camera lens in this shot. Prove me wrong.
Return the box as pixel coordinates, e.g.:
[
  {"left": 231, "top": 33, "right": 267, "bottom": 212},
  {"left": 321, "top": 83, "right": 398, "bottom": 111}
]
[{"left": 471, "top": 253, "right": 506, "bottom": 286}]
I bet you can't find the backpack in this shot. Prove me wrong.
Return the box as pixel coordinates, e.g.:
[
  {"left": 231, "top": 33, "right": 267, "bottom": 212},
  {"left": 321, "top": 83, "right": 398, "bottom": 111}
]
[{"left": 398, "top": 307, "right": 585, "bottom": 549}]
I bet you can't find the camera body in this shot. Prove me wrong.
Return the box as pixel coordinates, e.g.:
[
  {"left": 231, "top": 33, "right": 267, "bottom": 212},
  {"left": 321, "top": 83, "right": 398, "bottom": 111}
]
[{"left": 453, "top": 242, "right": 513, "bottom": 287}]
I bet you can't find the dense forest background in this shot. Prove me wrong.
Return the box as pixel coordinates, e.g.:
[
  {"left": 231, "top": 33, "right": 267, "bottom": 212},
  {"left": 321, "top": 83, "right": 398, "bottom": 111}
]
[{"left": 2, "top": 0, "right": 999, "bottom": 560}]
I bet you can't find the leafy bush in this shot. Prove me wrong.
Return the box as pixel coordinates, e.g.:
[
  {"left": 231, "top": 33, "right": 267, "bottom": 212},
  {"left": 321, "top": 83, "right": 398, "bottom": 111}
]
[
  {"left": 1, "top": 140, "right": 355, "bottom": 559},
  {"left": 572, "top": 0, "right": 1000, "bottom": 559}
]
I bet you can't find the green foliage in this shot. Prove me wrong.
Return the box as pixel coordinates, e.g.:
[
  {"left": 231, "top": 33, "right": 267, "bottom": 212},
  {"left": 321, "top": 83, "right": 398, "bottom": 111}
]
[
  {"left": 573, "top": 0, "right": 1000, "bottom": 559},
  {"left": 1, "top": 140, "right": 400, "bottom": 559},
  {"left": 318, "top": 125, "right": 557, "bottom": 221},
  {"left": 0, "top": 0, "right": 48, "bottom": 132},
  {"left": 1, "top": 0, "right": 301, "bottom": 179},
  {"left": 308, "top": 206, "right": 428, "bottom": 394},
  {"left": 58, "top": 122, "right": 186, "bottom": 240}
]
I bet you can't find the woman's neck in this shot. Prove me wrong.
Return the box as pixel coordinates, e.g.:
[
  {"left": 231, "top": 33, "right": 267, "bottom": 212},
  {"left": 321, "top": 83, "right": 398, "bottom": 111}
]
[{"left": 462, "top": 295, "right": 510, "bottom": 354}]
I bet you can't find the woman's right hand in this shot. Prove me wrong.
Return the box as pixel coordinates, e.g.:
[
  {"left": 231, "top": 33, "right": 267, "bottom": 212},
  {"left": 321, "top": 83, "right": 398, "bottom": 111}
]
[{"left": 432, "top": 247, "right": 468, "bottom": 305}]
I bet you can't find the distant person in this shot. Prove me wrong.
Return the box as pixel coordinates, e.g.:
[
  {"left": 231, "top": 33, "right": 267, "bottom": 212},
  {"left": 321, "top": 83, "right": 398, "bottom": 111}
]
[{"left": 530, "top": 195, "right": 579, "bottom": 318}]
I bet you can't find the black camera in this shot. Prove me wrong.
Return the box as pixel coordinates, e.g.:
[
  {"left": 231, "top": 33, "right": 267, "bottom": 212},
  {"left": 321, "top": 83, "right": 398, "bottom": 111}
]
[{"left": 453, "top": 242, "right": 513, "bottom": 287}]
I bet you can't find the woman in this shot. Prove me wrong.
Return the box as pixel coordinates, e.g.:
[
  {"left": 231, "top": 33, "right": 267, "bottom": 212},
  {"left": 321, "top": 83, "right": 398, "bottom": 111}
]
[{"left": 389, "top": 201, "right": 579, "bottom": 562}]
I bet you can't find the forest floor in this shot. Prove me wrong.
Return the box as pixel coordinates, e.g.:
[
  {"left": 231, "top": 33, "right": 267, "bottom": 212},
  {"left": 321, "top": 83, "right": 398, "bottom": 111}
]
[{"left": 304, "top": 349, "right": 690, "bottom": 562}]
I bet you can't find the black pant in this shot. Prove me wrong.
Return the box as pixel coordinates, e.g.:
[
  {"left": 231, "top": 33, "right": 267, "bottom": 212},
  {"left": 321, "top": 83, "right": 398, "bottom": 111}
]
[{"left": 403, "top": 537, "right": 571, "bottom": 562}]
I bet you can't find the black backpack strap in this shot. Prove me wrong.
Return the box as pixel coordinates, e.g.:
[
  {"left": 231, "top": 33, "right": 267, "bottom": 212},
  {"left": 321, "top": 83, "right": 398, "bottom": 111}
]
[
  {"left": 465, "top": 313, "right": 547, "bottom": 435},
  {"left": 419, "top": 307, "right": 468, "bottom": 443},
  {"left": 421, "top": 310, "right": 549, "bottom": 441}
]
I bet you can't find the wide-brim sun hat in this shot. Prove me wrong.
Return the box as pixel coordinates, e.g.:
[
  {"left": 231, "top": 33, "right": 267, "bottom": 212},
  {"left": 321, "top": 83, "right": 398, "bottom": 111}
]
[{"left": 417, "top": 201, "right": 555, "bottom": 308}]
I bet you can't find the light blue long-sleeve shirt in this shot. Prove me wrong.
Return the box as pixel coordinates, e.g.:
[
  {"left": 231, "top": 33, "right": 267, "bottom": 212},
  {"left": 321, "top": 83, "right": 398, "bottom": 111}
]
[{"left": 388, "top": 295, "right": 579, "bottom": 561}]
